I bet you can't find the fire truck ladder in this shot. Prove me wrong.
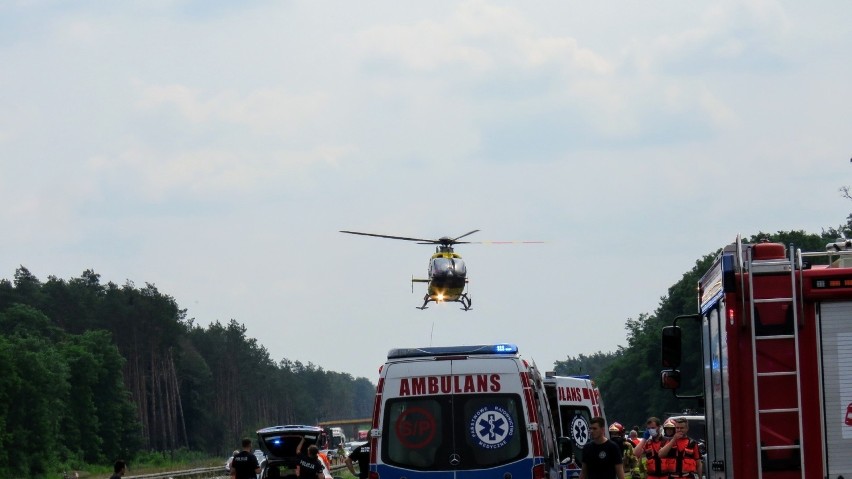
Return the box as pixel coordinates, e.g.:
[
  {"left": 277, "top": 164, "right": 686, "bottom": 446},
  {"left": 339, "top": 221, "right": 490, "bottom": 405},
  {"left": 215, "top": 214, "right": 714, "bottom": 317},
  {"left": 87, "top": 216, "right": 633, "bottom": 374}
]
[{"left": 746, "top": 245, "right": 805, "bottom": 479}]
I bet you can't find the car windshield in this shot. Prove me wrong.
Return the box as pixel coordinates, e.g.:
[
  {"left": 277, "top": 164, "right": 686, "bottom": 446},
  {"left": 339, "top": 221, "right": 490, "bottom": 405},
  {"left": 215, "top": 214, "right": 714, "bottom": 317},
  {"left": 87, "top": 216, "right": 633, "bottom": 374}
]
[{"left": 381, "top": 394, "right": 526, "bottom": 470}]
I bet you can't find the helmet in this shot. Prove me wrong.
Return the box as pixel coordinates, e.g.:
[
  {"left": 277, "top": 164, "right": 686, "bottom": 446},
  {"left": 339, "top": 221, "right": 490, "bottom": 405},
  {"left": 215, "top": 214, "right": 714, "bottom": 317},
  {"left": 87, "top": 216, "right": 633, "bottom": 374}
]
[
  {"left": 608, "top": 422, "right": 624, "bottom": 434},
  {"left": 663, "top": 419, "right": 676, "bottom": 429}
]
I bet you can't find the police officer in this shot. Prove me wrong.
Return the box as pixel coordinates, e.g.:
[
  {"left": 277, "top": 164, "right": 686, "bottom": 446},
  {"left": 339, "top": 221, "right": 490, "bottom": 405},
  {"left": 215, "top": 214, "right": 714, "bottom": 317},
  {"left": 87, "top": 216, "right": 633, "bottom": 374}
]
[
  {"left": 296, "top": 436, "right": 326, "bottom": 479},
  {"left": 657, "top": 418, "right": 701, "bottom": 479},
  {"left": 230, "top": 438, "right": 261, "bottom": 479},
  {"left": 346, "top": 440, "right": 371, "bottom": 479}
]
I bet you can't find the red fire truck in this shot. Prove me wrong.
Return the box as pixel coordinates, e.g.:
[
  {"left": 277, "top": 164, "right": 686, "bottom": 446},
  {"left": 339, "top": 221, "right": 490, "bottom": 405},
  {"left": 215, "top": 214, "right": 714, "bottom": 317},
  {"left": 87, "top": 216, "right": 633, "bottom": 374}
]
[{"left": 660, "top": 236, "right": 852, "bottom": 479}]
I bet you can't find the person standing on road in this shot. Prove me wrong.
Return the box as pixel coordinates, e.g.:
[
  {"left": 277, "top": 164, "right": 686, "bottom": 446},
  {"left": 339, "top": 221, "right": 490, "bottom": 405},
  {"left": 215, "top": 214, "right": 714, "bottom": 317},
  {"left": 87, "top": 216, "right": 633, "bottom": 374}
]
[
  {"left": 296, "top": 436, "right": 326, "bottom": 479},
  {"left": 336, "top": 443, "right": 347, "bottom": 465},
  {"left": 346, "top": 441, "right": 371, "bottom": 479},
  {"left": 657, "top": 418, "right": 701, "bottom": 479},
  {"left": 225, "top": 450, "right": 240, "bottom": 473},
  {"left": 109, "top": 460, "right": 127, "bottom": 479},
  {"left": 579, "top": 417, "right": 626, "bottom": 479},
  {"left": 634, "top": 417, "right": 667, "bottom": 479},
  {"left": 231, "top": 438, "right": 261, "bottom": 479}
]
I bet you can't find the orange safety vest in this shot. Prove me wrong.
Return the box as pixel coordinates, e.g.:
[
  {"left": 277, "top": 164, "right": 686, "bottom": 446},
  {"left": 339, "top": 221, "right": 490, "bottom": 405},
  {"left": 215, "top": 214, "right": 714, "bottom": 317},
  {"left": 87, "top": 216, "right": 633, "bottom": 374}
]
[
  {"left": 642, "top": 438, "right": 670, "bottom": 476},
  {"left": 656, "top": 438, "right": 679, "bottom": 475},
  {"left": 670, "top": 437, "right": 700, "bottom": 476},
  {"left": 318, "top": 452, "right": 331, "bottom": 470}
]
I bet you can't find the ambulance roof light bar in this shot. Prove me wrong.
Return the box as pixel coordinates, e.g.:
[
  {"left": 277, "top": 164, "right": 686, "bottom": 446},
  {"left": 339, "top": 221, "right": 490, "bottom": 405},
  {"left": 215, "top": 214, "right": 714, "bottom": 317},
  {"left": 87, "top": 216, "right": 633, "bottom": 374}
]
[
  {"left": 387, "top": 343, "right": 519, "bottom": 359},
  {"left": 544, "top": 372, "right": 591, "bottom": 379}
]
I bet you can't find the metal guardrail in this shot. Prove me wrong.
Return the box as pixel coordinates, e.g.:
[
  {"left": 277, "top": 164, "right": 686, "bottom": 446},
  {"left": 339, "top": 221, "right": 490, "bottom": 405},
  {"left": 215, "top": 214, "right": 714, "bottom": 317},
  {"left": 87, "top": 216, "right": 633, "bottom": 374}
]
[
  {"left": 124, "top": 466, "right": 224, "bottom": 479},
  {"left": 124, "top": 463, "right": 349, "bottom": 479}
]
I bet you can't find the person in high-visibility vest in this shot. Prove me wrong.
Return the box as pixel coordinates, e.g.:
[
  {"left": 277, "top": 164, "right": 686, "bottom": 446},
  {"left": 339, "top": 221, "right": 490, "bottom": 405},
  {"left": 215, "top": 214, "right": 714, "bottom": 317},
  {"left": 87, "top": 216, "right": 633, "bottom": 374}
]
[
  {"left": 657, "top": 417, "right": 702, "bottom": 479},
  {"left": 633, "top": 417, "right": 668, "bottom": 479}
]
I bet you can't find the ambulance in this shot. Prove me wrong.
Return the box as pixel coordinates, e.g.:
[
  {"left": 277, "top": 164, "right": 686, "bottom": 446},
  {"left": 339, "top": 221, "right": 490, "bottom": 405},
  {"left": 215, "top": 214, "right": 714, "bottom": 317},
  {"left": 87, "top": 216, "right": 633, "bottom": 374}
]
[
  {"left": 368, "top": 344, "right": 562, "bottom": 479},
  {"left": 542, "top": 374, "right": 606, "bottom": 479}
]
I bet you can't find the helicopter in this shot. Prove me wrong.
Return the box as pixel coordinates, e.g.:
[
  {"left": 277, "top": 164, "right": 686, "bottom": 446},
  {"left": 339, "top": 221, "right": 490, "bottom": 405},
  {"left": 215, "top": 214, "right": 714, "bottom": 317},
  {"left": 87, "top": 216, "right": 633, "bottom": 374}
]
[
  {"left": 341, "top": 229, "right": 541, "bottom": 310},
  {"left": 340, "top": 229, "right": 479, "bottom": 310}
]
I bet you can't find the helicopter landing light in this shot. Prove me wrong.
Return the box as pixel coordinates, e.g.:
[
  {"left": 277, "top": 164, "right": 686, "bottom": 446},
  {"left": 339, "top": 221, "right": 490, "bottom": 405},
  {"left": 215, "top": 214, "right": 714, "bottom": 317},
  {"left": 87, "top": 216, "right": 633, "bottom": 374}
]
[{"left": 436, "top": 293, "right": 445, "bottom": 302}]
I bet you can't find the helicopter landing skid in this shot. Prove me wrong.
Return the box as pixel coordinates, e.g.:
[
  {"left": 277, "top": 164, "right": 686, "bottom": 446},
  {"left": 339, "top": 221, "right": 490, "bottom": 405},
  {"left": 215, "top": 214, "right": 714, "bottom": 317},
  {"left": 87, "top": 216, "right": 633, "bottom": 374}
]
[
  {"left": 459, "top": 293, "right": 472, "bottom": 311},
  {"left": 416, "top": 294, "right": 472, "bottom": 311}
]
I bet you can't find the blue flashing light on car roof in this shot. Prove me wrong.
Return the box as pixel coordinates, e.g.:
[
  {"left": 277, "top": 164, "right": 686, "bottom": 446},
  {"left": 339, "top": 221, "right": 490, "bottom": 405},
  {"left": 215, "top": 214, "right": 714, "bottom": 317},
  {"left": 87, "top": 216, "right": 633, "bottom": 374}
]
[{"left": 387, "top": 343, "right": 519, "bottom": 359}]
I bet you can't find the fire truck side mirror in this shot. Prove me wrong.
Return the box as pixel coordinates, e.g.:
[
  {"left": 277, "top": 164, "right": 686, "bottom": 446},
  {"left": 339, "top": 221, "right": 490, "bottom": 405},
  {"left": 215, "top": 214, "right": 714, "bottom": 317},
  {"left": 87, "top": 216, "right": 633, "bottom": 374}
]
[
  {"left": 661, "top": 326, "right": 682, "bottom": 368},
  {"left": 660, "top": 369, "right": 681, "bottom": 389}
]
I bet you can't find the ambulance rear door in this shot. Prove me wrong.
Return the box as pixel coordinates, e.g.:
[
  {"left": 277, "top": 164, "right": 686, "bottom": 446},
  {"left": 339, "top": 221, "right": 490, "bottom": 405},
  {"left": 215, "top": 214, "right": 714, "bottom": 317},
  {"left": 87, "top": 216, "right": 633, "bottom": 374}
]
[
  {"left": 379, "top": 358, "right": 455, "bottom": 479},
  {"left": 451, "top": 357, "right": 532, "bottom": 479}
]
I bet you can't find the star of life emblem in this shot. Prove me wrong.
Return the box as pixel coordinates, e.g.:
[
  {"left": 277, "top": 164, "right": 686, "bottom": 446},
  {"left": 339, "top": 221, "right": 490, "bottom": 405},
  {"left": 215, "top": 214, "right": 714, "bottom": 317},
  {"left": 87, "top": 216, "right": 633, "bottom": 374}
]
[{"left": 469, "top": 405, "right": 514, "bottom": 449}]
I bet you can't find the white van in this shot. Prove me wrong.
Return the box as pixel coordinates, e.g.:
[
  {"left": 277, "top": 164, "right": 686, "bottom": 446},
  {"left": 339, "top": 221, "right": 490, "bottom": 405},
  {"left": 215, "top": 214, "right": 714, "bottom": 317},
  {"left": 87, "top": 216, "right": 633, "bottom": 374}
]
[
  {"left": 369, "top": 344, "right": 561, "bottom": 479},
  {"left": 330, "top": 426, "right": 347, "bottom": 450},
  {"left": 542, "top": 374, "right": 607, "bottom": 479}
]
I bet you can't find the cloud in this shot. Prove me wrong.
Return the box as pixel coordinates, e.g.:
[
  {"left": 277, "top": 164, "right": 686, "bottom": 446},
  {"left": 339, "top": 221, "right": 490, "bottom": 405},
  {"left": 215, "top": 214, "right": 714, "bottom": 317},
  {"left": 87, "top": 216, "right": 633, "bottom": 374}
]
[
  {"left": 346, "top": 1, "right": 758, "bottom": 160},
  {"left": 134, "top": 82, "right": 332, "bottom": 137},
  {"left": 86, "top": 143, "right": 356, "bottom": 202},
  {"left": 634, "top": 0, "right": 792, "bottom": 75},
  {"left": 354, "top": 0, "right": 612, "bottom": 76}
]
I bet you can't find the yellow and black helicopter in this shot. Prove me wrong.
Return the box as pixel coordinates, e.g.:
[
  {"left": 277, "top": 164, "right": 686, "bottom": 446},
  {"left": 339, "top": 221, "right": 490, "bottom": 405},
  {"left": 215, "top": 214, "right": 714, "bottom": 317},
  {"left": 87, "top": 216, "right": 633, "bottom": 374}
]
[{"left": 341, "top": 229, "right": 541, "bottom": 310}]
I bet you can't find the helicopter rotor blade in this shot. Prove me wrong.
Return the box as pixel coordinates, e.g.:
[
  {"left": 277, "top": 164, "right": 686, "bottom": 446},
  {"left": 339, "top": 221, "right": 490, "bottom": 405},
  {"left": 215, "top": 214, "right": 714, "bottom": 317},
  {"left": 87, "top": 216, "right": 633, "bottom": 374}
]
[
  {"left": 451, "top": 230, "right": 481, "bottom": 242},
  {"left": 340, "top": 230, "right": 439, "bottom": 244},
  {"left": 467, "top": 240, "right": 546, "bottom": 244}
]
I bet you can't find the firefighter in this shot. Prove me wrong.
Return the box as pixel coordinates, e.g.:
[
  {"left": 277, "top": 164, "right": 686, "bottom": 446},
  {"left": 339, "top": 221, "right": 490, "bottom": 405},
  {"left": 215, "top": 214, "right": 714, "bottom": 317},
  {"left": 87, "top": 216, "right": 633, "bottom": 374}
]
[
  {"left": 634, "top": 417, "right": 668, "bottom": 479},
  {"left": 609, "top": 422, "right": 626, "bottom": 446},
  {"left": 609, "top": 422, "right": 638, "bottom": 478},
  {"left": 658, "top": 417, "right": 701, "bottom": 479}
]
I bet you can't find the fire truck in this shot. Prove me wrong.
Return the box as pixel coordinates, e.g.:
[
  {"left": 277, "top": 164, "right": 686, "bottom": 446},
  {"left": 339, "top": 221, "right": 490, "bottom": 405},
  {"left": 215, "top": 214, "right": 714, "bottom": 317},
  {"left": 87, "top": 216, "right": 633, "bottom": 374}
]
[{"left": 660, "top": 237, "right": 852, "bottom": 479}]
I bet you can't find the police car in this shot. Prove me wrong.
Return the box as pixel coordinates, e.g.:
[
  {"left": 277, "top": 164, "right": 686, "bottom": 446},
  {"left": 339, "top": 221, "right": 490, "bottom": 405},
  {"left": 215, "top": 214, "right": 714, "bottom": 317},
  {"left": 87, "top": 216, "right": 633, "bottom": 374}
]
[{"left": 256, "top": 425, "right": 334, "bottom": 479}]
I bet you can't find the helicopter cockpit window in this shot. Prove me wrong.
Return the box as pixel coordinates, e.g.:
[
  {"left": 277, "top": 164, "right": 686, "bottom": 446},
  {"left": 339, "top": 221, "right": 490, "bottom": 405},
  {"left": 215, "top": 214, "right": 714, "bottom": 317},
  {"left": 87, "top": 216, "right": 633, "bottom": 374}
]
[
  {"left": 431, "top": 258, "right": 467, "bottom": 275},
  {"left": 453, "top": 258, "right": 467, "bottom": 274}
]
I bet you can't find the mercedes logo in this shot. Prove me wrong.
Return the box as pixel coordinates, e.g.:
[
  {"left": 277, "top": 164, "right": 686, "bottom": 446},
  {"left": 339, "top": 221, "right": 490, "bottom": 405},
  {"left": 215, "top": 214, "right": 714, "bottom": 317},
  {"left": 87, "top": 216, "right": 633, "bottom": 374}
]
[{"left": 449, "top": 454, "right": 461, "bottom": 466}]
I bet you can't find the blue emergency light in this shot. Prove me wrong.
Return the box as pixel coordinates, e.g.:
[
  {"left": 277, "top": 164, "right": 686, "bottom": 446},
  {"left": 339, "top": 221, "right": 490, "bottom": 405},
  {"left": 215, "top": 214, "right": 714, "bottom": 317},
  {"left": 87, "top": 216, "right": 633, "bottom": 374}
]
[{"left": 387, "top": 343, "right": 519, "bottom": 359}]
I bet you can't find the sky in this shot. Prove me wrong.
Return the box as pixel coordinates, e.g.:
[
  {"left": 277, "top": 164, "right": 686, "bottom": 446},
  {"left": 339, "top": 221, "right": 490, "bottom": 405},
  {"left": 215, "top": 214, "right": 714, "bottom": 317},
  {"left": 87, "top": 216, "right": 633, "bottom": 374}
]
[{"left": 2, "top": 1, "right": 851, "bottom": 382}]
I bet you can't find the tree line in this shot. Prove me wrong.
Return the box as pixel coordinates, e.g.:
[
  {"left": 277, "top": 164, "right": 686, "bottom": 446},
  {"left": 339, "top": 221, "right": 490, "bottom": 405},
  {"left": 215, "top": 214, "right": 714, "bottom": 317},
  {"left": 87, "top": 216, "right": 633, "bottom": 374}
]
[
  {"left": 0, "top": 270, "right": 375, "bottom": 478},
  {"left": 554, "top": 226, "right": 848, "bottom": 430}
]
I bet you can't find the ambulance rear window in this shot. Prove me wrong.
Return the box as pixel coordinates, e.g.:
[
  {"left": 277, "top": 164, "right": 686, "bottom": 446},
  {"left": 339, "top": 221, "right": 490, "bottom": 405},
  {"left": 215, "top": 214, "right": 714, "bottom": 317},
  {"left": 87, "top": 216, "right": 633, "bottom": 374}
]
[{"left": 381, "top": 394, "right": 527, "bottom": 470}]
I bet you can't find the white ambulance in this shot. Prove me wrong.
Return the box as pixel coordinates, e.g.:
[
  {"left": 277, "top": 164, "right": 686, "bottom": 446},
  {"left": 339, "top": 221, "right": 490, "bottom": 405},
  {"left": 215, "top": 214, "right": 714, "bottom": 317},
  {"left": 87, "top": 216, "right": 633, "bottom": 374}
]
[
  {"left": 542, "top": 374, "right": 607, "bottom": 479},
  {"left": 369, "top": 344, "right": 561, "bottom": 479}
]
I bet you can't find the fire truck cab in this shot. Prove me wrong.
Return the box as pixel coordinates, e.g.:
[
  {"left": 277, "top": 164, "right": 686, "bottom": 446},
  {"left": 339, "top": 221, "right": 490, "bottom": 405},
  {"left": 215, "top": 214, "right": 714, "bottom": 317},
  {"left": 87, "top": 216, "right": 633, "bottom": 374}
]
[{"left": 661, "top": 237, "right": 852, "bottom": 479}]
